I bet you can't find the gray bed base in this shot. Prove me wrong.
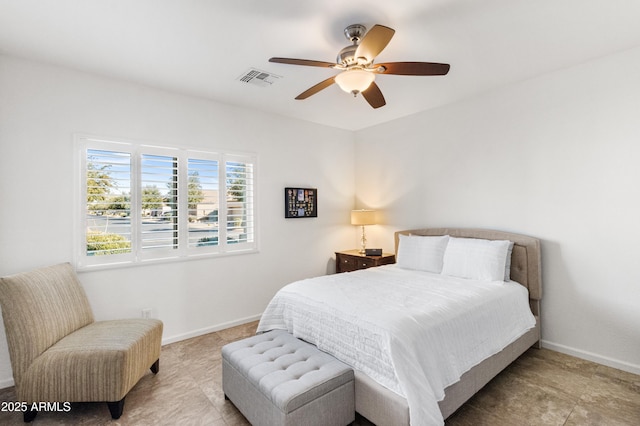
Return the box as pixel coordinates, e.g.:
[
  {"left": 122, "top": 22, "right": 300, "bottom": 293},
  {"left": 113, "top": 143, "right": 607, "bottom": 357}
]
[{"left": 354, "top": 228, "right": 542, "bottom": 425}]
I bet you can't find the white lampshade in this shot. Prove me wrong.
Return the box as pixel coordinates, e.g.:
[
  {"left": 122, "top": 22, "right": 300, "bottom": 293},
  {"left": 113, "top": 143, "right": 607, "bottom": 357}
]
[
  {"left": 335, "top": 70, "right": 375, "bottom": 94},
  {"left": 351, "top": 209, "right": 377, "bottom": 226}
]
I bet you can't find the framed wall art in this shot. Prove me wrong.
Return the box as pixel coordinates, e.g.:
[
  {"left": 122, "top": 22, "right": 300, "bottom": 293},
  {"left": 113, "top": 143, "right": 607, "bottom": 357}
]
[{"left": 284, "top": 187, "right": 317, "bottom": 218}]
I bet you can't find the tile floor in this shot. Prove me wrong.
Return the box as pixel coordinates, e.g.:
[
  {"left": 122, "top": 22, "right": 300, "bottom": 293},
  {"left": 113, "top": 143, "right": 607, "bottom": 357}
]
[{"left": 0, "top": 321, "right": 638, "bottom": 425}]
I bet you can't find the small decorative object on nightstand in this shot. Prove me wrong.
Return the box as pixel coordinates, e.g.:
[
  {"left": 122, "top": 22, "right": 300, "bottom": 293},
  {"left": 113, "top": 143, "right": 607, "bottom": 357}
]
[{"left": 335, "top": 250, "right": 395, "bottom": 273}]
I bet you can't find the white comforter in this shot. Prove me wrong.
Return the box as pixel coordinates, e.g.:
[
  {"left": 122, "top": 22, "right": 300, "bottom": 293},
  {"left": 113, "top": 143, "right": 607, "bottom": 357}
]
[{"left": 257, "top": 265, "right": 536, "bottom": 426}]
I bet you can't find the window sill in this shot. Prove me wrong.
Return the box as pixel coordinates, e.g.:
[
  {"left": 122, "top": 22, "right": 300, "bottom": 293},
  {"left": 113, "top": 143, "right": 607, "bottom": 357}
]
[{"left": 76, "top": 247, "right": 260, "bottom": 273}]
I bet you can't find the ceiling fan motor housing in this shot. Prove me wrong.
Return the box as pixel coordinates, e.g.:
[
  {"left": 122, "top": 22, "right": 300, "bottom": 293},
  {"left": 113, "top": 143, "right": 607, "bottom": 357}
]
[
  {"left": 337, "top": 24, "right": 368, "bottom": 66},
  {"left": 337, "top": 45, "right": 358, "bottom": 66}
]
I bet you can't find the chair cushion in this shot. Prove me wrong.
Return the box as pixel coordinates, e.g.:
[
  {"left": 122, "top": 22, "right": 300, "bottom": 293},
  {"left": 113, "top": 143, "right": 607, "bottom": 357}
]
[{"left": 19, "top": 319, "right": 163, "bottom": 403}]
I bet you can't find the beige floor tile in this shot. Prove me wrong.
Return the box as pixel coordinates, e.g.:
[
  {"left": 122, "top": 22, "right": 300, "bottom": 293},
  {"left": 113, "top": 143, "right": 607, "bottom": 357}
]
[
  {"left": 468, "top": 373, "right": 576, "bottom": 425},
  {"left": 445, "top": 403, "right": 531, "bottom": 426},
  {"left": 574, "top": 369, "right": 640, "bottom": 424},
  {"left": 215, "top": 321, "right": 259, "bottom": 343},
  {"left": 565, "top": 403, "right": 640, "bottom": 426}
]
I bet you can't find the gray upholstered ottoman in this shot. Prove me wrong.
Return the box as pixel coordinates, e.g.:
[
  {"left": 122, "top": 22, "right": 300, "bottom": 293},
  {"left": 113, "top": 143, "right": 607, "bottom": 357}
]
[{"left": 222, "top": 330, "right": 355, "bottom": 426}]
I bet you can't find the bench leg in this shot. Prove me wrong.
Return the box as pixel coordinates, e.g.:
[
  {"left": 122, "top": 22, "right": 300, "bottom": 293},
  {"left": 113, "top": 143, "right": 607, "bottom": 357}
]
[{"left": 107, "top": 398, "right": 125, "bottom": 419}]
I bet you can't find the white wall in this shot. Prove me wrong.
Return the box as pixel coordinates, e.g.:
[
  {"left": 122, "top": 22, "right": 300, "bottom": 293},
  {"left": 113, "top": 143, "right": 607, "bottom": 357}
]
[
  {"left": 0, "top": 55, "right": 356, "bottom": 386},
  {"left": 355, "top": 46, "right": 640, "bottom": 374},
  {"left": 2, "top": 45, "right": 639, "bottom": 389}
]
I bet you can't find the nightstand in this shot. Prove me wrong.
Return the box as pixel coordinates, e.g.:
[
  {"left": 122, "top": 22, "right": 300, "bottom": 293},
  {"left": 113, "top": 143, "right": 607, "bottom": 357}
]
[{"left": 335, "top": 250, "right": 396, "bottom": 273}]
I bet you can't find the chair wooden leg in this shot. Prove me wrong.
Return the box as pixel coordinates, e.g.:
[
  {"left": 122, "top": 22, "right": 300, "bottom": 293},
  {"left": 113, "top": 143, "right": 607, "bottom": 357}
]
[
  {"left": 150, "top": 358, "right": 160, "bottom": 374},
  {"left": 23, "top": 409, "right": 37, "bottom": 423},
  {"left": 107, "top": 398, "right": 125, "bottom": 419}
]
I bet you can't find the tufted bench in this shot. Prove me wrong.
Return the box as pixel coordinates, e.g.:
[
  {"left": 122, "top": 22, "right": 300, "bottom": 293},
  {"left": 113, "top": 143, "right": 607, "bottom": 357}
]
[{"left": 222, "top": 330, "right": 355, "bottom": 426}]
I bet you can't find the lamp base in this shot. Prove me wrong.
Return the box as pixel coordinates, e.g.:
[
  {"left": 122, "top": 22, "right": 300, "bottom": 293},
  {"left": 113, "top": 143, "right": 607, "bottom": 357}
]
[{"left": 359, "top": 225, "right": 367, "bottom": 254}]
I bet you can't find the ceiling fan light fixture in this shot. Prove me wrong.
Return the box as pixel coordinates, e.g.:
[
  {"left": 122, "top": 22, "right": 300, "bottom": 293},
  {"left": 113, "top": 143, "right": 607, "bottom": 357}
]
[{"left": 334, "top": 69, "right": 375, "bottom": 96}]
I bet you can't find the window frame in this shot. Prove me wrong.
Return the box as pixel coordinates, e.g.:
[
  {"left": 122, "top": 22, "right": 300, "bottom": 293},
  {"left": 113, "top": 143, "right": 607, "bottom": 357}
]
[{"left": 74, "top": 134, "right": 258, "bottom": 270}]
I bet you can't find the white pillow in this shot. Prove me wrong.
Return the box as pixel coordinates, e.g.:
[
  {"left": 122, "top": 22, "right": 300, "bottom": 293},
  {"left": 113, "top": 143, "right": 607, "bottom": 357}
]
[
  {"left": 441, "top": 237, "right": 512, "bottom": 281},
  {"left": 397, "top": 234, "right": 450, "bottom": 273}
]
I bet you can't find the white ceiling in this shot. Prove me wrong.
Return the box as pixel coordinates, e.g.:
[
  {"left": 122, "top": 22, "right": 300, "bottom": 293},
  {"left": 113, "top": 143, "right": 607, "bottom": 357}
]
[{"left": 1, "top": 0, "right": 640, "bottom": 131}]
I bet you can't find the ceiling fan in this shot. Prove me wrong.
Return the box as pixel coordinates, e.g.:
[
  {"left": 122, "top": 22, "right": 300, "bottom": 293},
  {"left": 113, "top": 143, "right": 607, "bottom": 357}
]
[{"left": 269, "top": 24, "right": 450, "bottom": 109}]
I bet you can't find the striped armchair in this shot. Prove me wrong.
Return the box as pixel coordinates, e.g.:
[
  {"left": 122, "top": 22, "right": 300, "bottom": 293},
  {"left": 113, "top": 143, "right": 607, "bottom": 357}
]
[{"left": 0, "top": 263, "right": 163, "bottom": 422}]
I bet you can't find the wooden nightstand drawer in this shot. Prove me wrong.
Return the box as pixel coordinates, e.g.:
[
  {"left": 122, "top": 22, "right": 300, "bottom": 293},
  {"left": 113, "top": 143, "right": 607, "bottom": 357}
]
[
  {"left": 337, "top": 255, "right": 358, "bottom": 271},
  {"left": 335, "top": 250, "right": 395, "bottom": 273},
  {"left": 356, "top": 257, "right": 376, "bottom": 269}
]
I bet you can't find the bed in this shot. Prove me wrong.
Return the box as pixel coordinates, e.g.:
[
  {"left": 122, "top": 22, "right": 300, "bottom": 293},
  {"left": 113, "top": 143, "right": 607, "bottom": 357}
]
[{"left": 257, "top": 228, "right": 542, "bottom": 425}]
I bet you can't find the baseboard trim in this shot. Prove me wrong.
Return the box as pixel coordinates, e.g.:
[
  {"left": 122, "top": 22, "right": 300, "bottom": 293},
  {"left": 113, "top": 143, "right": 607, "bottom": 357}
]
[
  {"left": 161, "top": 314, "right": 262, "bottom": 346},
  {"left": 541, "top": 340, "right": 640, "bottom": 375},
  {"left": 0, "top": 315, "right": 263, "bottom": 390}
]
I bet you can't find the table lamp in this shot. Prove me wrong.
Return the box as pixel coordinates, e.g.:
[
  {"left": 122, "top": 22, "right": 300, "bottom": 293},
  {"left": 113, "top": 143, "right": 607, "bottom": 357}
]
[{"left": 351, "top": 209, "right": 377, "bottom": 254}]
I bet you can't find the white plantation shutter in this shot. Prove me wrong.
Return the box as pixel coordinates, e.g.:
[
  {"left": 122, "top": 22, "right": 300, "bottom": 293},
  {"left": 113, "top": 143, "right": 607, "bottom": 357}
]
[
  {"left": 76, "top": 136, "right": 257, "bottom": 269},
  {"left": 225, "top": 158, "right": 255, "bottom": 247},
  {"left": 85, "top": 149, "right": 132, "bottom": 257},
  {"left": 140, "top": 153, "right": 179, "bottom": 252},
  {"left": 187, "top": 158, "right": 220, "bottom": 248}
]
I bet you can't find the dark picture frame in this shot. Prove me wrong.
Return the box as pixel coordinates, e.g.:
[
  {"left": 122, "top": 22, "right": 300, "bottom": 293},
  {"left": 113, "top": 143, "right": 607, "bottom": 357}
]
[{"left": 284, "top": 187, "right": 317, "bottom": 218}]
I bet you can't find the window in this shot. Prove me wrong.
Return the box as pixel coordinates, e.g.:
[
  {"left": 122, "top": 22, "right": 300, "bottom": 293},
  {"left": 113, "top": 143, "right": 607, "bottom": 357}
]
[{"left": 76, "top": 136, "right": 257, "bottom": 269}]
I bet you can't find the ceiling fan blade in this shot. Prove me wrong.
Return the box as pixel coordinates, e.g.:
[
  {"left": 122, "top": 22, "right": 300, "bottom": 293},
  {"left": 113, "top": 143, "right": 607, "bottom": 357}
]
[
  {"left": 269, "top": 57, "right": 336, "bottom": 68},
  {"left": 355, "top": 25, "right": 395, "bottom": 63},
  {"left": 375, "top": 62, "right": 450, "bottom": 76},
  {"left": 362, "top": 82, "right": 386, "bottom": 109},
  {"left": 295, "top": 76, "right": 336, "bottom": 100}
]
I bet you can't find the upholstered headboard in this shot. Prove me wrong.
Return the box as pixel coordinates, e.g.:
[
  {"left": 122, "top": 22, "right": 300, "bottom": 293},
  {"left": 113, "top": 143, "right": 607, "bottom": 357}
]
[{"left": 394, "top": 228, "right": 542, "bottom": 316}]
